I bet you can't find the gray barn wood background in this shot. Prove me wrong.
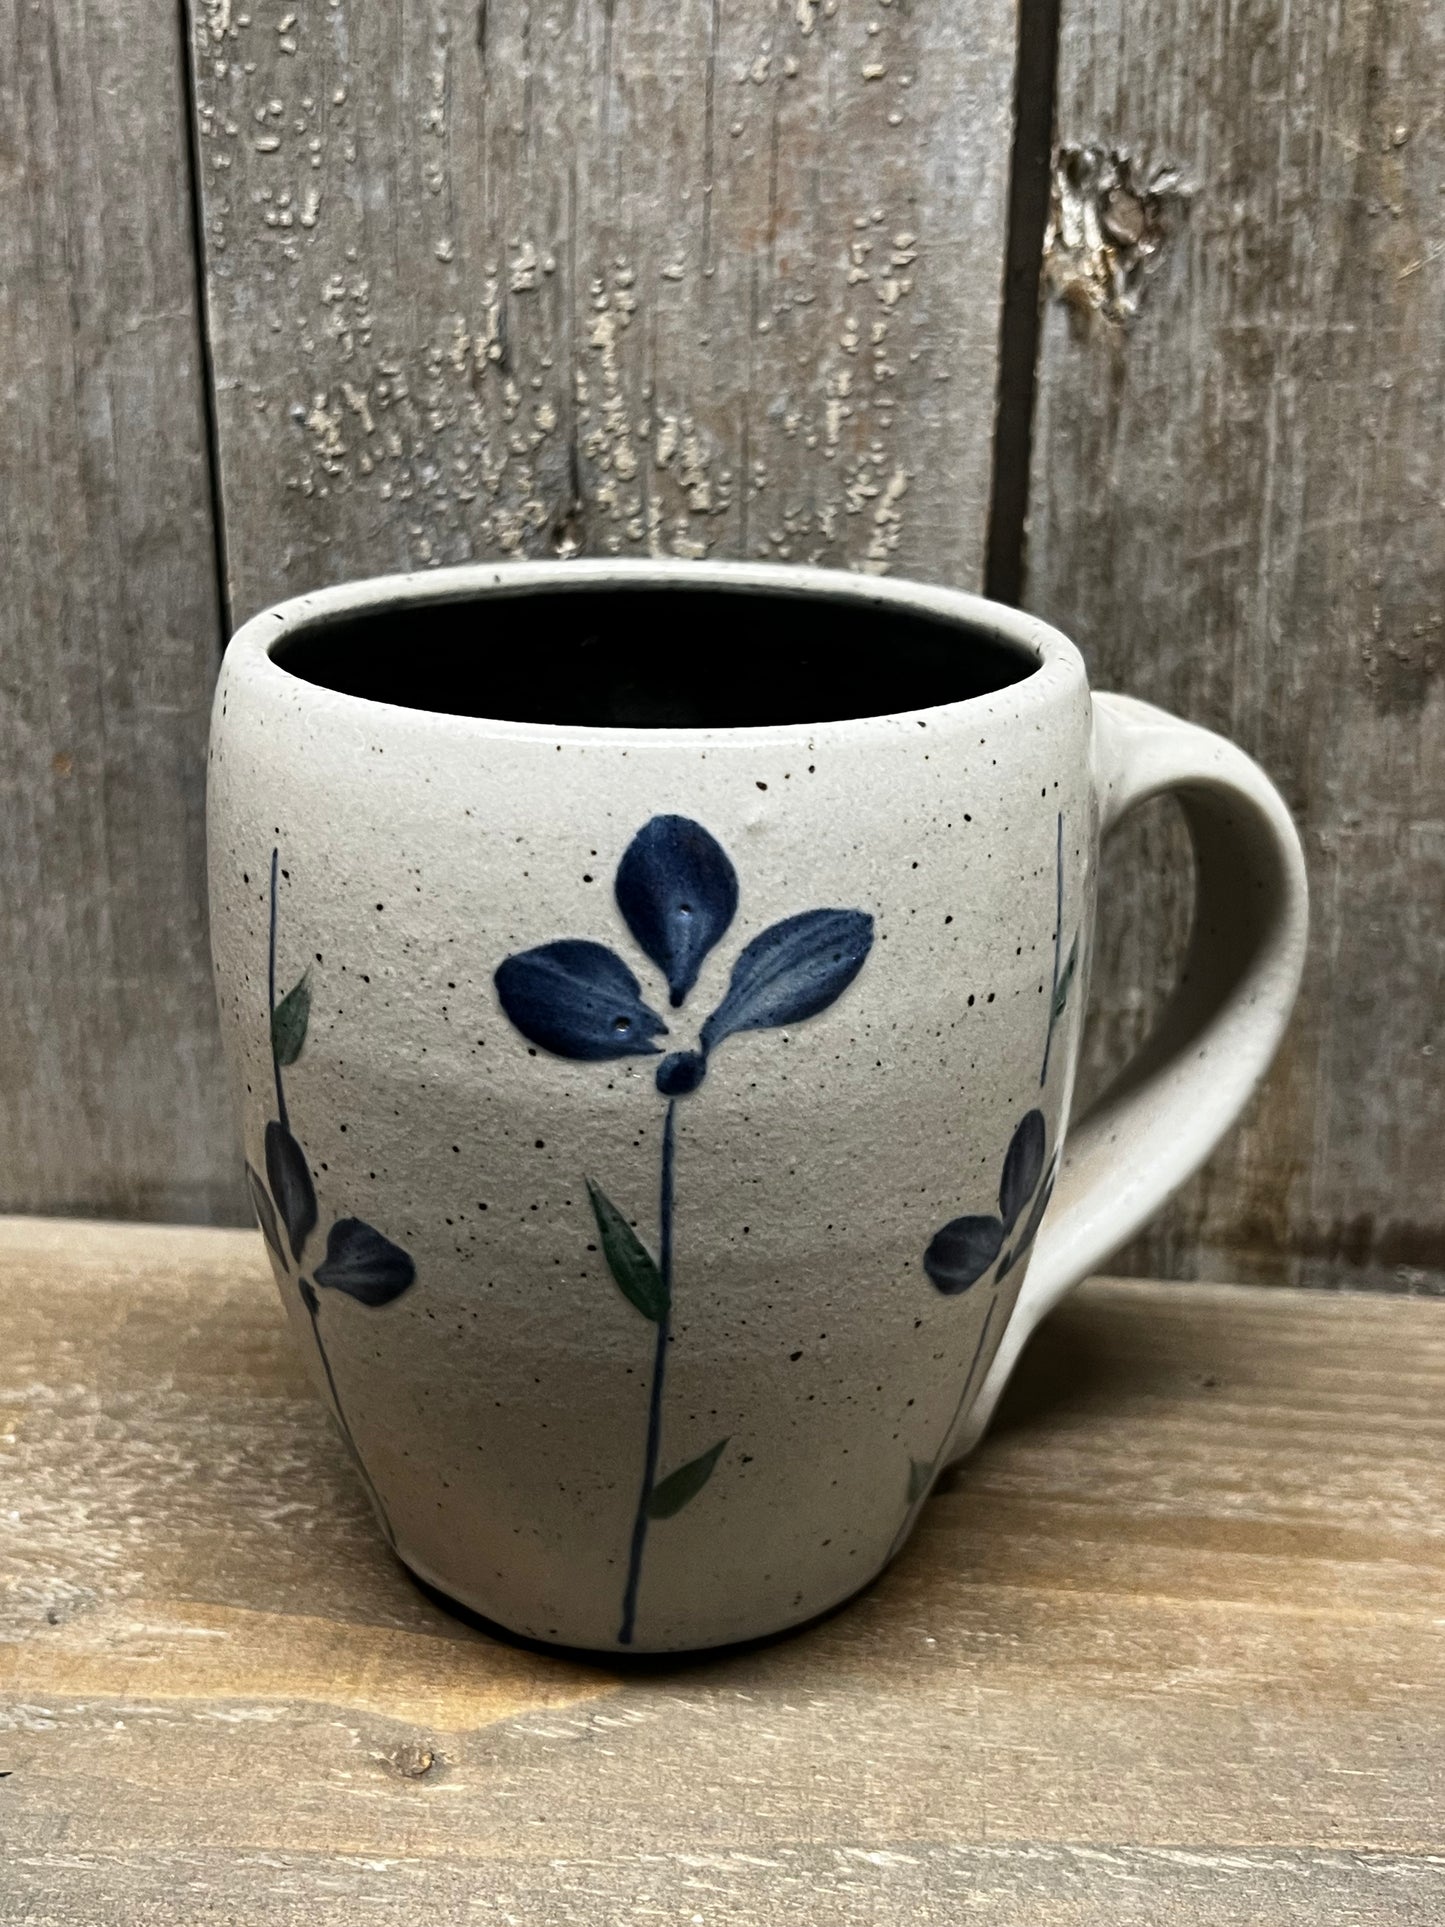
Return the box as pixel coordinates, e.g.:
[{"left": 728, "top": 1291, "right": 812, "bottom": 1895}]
[{"left": 2, "top": 0, "right": 1440, "bottom": 1292}]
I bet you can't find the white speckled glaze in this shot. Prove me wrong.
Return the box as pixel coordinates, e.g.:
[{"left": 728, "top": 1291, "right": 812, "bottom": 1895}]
[{"left": 208, "top": 560, "right": 1308, "bottom": 1653}]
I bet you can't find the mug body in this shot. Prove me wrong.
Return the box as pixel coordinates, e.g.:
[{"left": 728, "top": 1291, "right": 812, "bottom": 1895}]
[{"left": 208, "top": 560, "right": 1095, "bottom": 1652}]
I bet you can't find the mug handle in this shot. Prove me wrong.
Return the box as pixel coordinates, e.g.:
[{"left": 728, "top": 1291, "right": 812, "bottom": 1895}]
[{"left": 952, "top": 691, "right": 1310, "bottom": 1457}]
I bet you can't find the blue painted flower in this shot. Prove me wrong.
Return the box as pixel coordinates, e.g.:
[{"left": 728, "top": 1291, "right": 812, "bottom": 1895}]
[
  {"left": 494, "top": 814, "right": 874, "bottom": 1095},
  {"left": 246, "top": 849, "right": 418, "bottom": 1550},
  {"left": 921, "top": 810, "right": 1077, "bottom": 1301},
  {"left": 894, "top": 810, "right": 1077, "bottom": 1564},
  {"left": 494, "top": 813, "right": 874, "bottom": 1646},
  {"left": 922, "top": 1107, "right": 1056, "bottom": 1295}
]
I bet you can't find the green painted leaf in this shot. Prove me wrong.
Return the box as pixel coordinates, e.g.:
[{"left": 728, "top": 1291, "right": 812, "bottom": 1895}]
[
  {"left": 586, "top": 1178, "right": 668, "bottom": 1322},
  {"left": 906, "top": 1457, "right": 933, "bottom": 1505},
  {"left": 271, "top": 970, "right": 312, "bottom": 1067},
  {"left": 1052, "top": 933, "right": 1078, "bottom": 1022},
  {"left": 647, "top": 1438, "right": 728, "bottom": 1519}
]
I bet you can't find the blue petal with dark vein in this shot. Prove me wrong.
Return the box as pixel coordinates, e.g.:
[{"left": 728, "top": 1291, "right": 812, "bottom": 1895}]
[
  {"left": 494, "top": 940, "right": 667, "bottom": 1059},
  {"left": 615, "top": 815, "right": 739, "bottom": 1007},
  {"left": 265, "top": 1119, "right": 317, "bottom": 1262},
  {"left": 923, "top": 1214, "right": 1005, "bottom": 1295},
  {"left": 999, "top": 1108, "right": 1046, "bottom": 1232},
  {"left": 246, "top": 1162, "right": 286, "bottom": 1269},
  {"left": 313, "top": 1217, "right": 417, "bottom": 1306},
  {"left": 998, "top": 1158, "right": 1059, "bottom": 1279},
  {"left": 700, "top": 908, "right": 874, "bottom": 1050}
]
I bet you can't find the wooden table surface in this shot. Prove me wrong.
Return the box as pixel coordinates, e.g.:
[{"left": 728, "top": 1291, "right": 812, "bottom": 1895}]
[{"left": 2, "top": 1218, "right": 1443, "bottom": 1924}]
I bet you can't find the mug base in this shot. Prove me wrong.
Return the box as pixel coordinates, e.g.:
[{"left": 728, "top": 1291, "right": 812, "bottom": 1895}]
[{"left": 393, "top": 1544, "right": 899, "bottom": 1665}]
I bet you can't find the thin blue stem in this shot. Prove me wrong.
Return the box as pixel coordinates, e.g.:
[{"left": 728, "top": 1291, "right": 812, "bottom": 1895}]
[
  {"left": 887, "top": 1293, "right": 999, "bottom": 1563},
  {"left": 269, "top": 846, "right": 288, "bottom": 1130},
  {"left": 618, "top": 1097, "right": 677, "bottom": 1645},
  {"left": 941, "top": 1292, "right": 998, "bottom": 1464},
  {"left": 1040, "top": 811, "right": 1063, "bottom": 1088},
  {"left": 304, "top": 1289, "right": 398, "bottom": 1553}
]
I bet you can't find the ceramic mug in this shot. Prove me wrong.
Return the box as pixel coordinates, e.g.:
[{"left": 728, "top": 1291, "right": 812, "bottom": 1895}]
[{"left": 208, "top": 559, "right": 1308, "bottom": 1653}]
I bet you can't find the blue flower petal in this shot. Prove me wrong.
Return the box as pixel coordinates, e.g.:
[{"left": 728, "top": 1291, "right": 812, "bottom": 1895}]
[
  {"left": 700, "top": 908, "right": 873, "bottom": 1050},
  {"left": 245, "top": 1162, "right": 286, "bottom": 1270},
  {"left": 999, "top": 1109, "right": 1046, "bottom": 1232},
  {"left": 923, "top": 1214, "right": 1005, "bottom": 1294},
  {"left": 495, "top": 940, "right": 667, "bottom": 1060},
  {"left": 314, "top": 1217, "right": 416, "bottom": 1306},
  {"left": 997, "top": 1157, "right": 1058, "bottom": 1280},
  {"left": 615, "top": 815, "right": 739, "bottom": 1008},
  {"left": 265, "top": 1119, "right": 317, "bottom": 1262}
]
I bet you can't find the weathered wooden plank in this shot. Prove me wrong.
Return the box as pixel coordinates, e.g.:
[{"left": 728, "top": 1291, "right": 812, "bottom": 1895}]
[
  {"left": 0, "top": 1, "right": 239, "bottom": 1219},
  {"left": 3, "top": 1219, "right": 1443, "bottom": 1922},
  {"left": 186, "top": 0, "right": 1018, "bottom": 621},
  {"left": 1027, "top": 0, "right": 1445, "bottom": 1291},
  {"left": 5, "top": 1844, "right": 1443, "bottom": 1927}
]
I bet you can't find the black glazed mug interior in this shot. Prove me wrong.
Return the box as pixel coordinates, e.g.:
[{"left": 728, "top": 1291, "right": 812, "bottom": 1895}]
[{"left": 272, "top": 581, "right": 1039, "bottom": 730}]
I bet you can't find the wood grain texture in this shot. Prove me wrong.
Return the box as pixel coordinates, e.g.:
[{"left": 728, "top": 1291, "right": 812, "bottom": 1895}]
[
  {"left": 0, "top": 0, "right": 240, "bottom": 1220},
  {"left": 1028, "top": 0, "right": 1445, "bottom": 1292},
  {"left": 3, "top": 1219, "right": 1444, "bottom": 1921},
  {"left": 186, "top": 0, "right": 1018, "bottom": 622}
]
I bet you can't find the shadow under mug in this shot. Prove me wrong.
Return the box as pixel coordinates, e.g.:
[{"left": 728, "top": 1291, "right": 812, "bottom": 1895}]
[{"left": 208, "top": 560, "right": 1308, "bottom": 1654}]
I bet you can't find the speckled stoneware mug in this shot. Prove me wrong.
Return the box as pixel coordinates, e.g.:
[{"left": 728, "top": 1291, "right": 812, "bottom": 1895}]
[{"left": 208, "top": 559, "right": 1307, "bottom": 1653}]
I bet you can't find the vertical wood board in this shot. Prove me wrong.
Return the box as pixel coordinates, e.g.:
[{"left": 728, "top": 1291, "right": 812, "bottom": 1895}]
[
  {"left": 1028, "top": 0, "right": 1445, "bottom": 1290},
  {"left": 0, "top": 0, "right": 239, "bottom": 1219}
]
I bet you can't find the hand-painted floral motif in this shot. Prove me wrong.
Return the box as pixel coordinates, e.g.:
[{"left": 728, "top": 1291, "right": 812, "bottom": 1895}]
[
  {"left": 247, "top": 850, "right": 417, "bottom": 1543},
  {"left": 902, "top": 812, "right": 1079, "bottom": 1527},
  {"left": 496, "top": 814, "right": 874, "bottom": 1645}
]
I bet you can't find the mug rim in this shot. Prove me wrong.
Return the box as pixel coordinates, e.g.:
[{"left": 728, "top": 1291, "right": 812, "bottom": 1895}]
[{"left": 225, "top": 558, "right": 1087, "bottom": 745}]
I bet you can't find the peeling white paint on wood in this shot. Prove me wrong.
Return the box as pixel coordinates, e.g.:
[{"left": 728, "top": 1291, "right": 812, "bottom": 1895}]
[
  {"left": 6, "top": 0, "right": 1438, "bottom": 1295},
  {"left": 187, "top": 0, "right": 1018, "bottom": 619}
]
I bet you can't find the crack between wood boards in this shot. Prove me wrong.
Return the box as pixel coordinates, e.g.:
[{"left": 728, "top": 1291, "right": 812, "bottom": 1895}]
[
  {"left": 176, "top": 0, "right": 234, "bottom": 643},
  {"left": 983, "top": 0, "right": 1062, "bottom": 608}
]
